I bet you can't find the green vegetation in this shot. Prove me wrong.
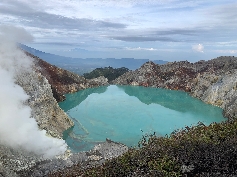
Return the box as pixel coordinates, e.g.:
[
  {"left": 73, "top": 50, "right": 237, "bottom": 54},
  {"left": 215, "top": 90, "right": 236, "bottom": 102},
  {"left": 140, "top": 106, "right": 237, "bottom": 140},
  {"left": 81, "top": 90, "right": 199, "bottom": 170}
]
[
  {"left": 79, "top": 118, "right": 237, "bottom": 176},
  {"left": 83, "top": 66, "right": 129, "bottom": 82},
  {"left": 50, "top": 117, "right": 237, "bottom": 176}
]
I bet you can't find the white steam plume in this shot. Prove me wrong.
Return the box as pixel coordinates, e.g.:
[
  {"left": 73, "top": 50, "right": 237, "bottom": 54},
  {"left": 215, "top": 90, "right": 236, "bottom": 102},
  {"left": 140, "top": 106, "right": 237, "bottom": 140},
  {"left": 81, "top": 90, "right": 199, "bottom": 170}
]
[{"left": 0, "top": 25, "right": 67, "bottom": 159}]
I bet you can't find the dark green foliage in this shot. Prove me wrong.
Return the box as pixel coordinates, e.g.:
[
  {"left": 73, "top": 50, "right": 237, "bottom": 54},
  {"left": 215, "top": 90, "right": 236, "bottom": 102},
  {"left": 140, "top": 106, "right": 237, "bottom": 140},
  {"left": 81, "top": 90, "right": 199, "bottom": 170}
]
[
  {"left": 80, "top": 119, "right": 237, "bottom": 176},
  {"left": 83, "top": 66, "right": 129, "bottom": 82},
  {"left": 50, "top": 119, "right": 237, "bottom": 176}
]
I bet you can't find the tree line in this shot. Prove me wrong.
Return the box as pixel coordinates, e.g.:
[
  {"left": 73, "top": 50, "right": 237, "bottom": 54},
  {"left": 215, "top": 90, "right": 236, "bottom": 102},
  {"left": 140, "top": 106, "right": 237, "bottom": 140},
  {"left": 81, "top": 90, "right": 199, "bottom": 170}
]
[{"left": 83, "top": 66, "right": 129, "bottom": 82}]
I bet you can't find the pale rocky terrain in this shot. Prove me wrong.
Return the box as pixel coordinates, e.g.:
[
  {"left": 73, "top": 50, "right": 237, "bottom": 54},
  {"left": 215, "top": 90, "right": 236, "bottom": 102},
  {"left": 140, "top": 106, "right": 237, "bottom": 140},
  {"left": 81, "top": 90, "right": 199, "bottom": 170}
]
[
  {"left": 17, "top": 139, "right": 128, "bottom": 177},
  {"left": 0, "top": 54, "right": 117, "bottom": 177},
  {"left": 2, "top": 55, "right": 237, "bottom": 176},
  {"left": 28, "top": 52, "right": 109, "bottom": 102},
  {"left": 16, "top": 52, "right": 109, "bottom": 139},
  {"left": 112, "top": 56, "right": 237, "bottom": 120},
  {"left": 0, "top": 139, "right": 128, "bottom": 177},
  {"left": 16, "top": 69, "right": 74, "bottom": 139}
]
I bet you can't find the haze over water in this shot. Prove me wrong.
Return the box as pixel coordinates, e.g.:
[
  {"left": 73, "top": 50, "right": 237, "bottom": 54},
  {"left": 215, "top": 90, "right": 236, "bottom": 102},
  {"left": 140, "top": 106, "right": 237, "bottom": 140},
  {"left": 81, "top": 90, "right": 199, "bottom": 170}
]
[{"left": 59, "top": 85, "right": 225, "bottom": 152}]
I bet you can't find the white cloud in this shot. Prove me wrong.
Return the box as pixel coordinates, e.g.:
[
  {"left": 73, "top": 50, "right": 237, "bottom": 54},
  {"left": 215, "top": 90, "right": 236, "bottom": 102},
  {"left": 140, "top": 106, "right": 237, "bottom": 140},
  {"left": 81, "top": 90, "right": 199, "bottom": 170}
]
[
  {"left": 192, "top": 44, "right": 204, "bottom": 53},
  {"left": 125, "top": 47, "right": 157, "bottom": 51},
  {"left": 1, "top": 0, "right": 237, "bottom": 61}
]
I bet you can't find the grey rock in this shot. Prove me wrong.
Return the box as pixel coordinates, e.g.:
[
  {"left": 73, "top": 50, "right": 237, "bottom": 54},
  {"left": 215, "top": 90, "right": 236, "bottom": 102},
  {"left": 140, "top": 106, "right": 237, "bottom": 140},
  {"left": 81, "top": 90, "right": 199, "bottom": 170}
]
[
  {"left": 0, "top": 55, "right": 122, "bottom": 176},
  {"left": 18, "top": 139, "right": 128, "bottom": 177},
  {"left": 113, "top": 57, "right": 237, "bottom": 120},
  {"left": 16, "top": 68, "right": 74, "bottom": 139},
  {"left": 92, "top": 138, "right": 129, "bottom": 160},
  {"left": 86, "top": 76, "right": 109, "bottom": 87}
]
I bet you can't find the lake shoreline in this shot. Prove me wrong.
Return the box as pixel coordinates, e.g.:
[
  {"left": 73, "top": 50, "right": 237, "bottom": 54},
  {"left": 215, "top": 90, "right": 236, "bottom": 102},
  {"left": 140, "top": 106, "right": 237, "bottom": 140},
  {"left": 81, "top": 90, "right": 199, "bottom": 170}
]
[{"left": 60, "top": 85, "right": 225, "bottom": 153}]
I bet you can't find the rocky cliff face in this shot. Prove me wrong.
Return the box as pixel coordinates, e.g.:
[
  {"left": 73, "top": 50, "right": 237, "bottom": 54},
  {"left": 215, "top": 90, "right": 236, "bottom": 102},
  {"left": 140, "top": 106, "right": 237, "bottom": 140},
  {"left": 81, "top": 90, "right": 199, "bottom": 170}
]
[
  {"left": 0, "top": 52, "right": 110, "bottom": 176},
  {"left": 18, "top": 52, "right": 109, "bottom": 138},
  {"left": 0, "top": 53, "right": 77, "bottom": 176},
  {"left": 112, "top": 56, "right": 237, "bottom": 120},
  {"left": 15, "top": 69, "right": 74, "bottom": 139},
  {"left": 27, "top": 52, "right": 109, "bottom": 102}
]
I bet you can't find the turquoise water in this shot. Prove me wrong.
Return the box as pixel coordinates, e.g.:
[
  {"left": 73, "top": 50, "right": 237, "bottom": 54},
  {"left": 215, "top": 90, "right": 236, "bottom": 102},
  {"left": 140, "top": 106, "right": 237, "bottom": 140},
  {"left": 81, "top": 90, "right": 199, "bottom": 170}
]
[{"left": 59, "top": 85, "right": 226, "bottom": 152}]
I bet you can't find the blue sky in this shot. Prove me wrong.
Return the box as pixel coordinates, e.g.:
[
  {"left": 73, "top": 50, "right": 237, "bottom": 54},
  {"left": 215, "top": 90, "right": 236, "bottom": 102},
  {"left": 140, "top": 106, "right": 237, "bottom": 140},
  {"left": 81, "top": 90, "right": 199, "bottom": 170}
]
[{"left": 1, "top": 0, "right": 237, "bottom": 62}]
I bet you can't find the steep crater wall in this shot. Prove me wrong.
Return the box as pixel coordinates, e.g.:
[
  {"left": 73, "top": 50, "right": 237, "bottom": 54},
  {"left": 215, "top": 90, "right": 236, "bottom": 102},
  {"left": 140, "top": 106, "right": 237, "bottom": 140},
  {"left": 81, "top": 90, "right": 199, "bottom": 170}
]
[
  {"left": 112, "top": 56, "right": 237, "bottom": 120},
  {"left": 0, "top": 52, "right": 110, "bottom": 176},
  {"left": 20, "top": 52, "right": 109, "bottom": 138},
  {"left": 26, "top": 52, "right": 109, "bottom": 102}
]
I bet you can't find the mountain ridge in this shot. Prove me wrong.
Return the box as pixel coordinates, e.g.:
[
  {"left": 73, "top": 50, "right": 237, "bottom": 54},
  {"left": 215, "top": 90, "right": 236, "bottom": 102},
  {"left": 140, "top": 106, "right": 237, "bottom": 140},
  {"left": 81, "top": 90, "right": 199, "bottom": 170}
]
[
  {"left": 19, "top": 44, "right": 167, "bottom": 74},
  {"left": 112, "top": 56, "right": 237, "bottom": 120}
]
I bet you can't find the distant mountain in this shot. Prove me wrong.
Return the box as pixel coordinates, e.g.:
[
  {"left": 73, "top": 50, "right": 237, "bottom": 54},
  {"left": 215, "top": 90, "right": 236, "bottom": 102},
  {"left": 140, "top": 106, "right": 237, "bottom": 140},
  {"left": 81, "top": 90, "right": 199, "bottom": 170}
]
[{"left": 19, "top": 44, "right": 167, "bottom": 75}]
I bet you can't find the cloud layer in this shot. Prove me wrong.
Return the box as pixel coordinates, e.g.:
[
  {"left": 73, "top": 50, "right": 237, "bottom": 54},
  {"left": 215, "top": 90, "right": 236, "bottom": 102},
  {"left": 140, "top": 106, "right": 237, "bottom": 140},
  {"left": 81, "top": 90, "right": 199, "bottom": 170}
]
[{"left": 0, "top": 0, "right": 236, "bottom": 61}]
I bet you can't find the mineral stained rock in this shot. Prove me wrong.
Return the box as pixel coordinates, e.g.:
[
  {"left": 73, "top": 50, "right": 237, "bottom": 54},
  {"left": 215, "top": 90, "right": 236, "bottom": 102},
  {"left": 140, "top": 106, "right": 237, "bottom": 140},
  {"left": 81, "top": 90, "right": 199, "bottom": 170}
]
[
  {"left": 18, "top": 52, "right": 109, "bottom": 139},
  {"left": 27, "top": 52, "right": 109, "bottom": 102},
  {"left": 112, "top": 56, "right": 237, "bottom": 120},
  {"left": 16, "top": 69, "right": 74, "bottom": 139}
]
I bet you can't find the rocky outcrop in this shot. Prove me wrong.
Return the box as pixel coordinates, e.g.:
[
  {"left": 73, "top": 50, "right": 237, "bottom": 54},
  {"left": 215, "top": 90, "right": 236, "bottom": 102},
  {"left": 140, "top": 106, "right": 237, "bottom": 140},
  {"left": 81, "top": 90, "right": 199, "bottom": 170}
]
[
  {"left": 86, "top": 76, "right": 109, "bottom": 87},
  {"left": 26, "top": 52, "right": 109, "bottom": 102},
  {"left": 14, "top": 52, "right": 109, "bottom": 139},
  {"left": 0, "top": 52, "right": 75, "bottom": 176},
  {"left": 0, "top": 52, "right": 115, "bottom": 177},
  {"left": 0, "top": 145, "right": 42, "bottom": 177},
  {"left": 0, "top": 139, "right": 128, "bottom": 177},
  {"left": 17, "top": 139, "right": 128, "bottom": 177},
  {"left": 112, "top": 56, "right": 237, "bottom": 120},
  {"left": 15, "top": 69, "right": 74, "bottom": 139}
]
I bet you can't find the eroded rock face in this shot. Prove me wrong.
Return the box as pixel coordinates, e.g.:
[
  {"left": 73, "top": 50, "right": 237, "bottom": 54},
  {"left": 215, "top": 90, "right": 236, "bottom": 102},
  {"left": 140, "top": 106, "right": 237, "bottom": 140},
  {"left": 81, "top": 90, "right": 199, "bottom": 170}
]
[
  {"left": 15, "top": 52, "right": 109, "bottom": 139},
  {"left": 17, "top": 139, "right": 128, "bottom": 177},
  {"left": 0, "top": 53, "right": 111, "bottom": 176},
  {"left": 12, "top": 52, "right": 109, "bottom": 138},
  {"left": 26, "top": 53, "right": 109, "bottom": 102},
  {"left": 112, "top": 56, "right": 237, "bottom": 119},
  {"left": 16, "top": 69, "right": 74, "bottom": 139},
  {"left": 0, "top": 55, "right": 75, "bottom": 175}
]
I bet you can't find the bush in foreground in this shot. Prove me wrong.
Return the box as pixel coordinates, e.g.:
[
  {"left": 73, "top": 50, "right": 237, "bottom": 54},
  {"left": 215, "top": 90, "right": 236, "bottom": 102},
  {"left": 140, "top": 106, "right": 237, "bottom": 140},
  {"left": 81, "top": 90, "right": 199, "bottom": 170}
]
[{"left": 50, "top": 119, "right": 237, "bottom": 176}]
